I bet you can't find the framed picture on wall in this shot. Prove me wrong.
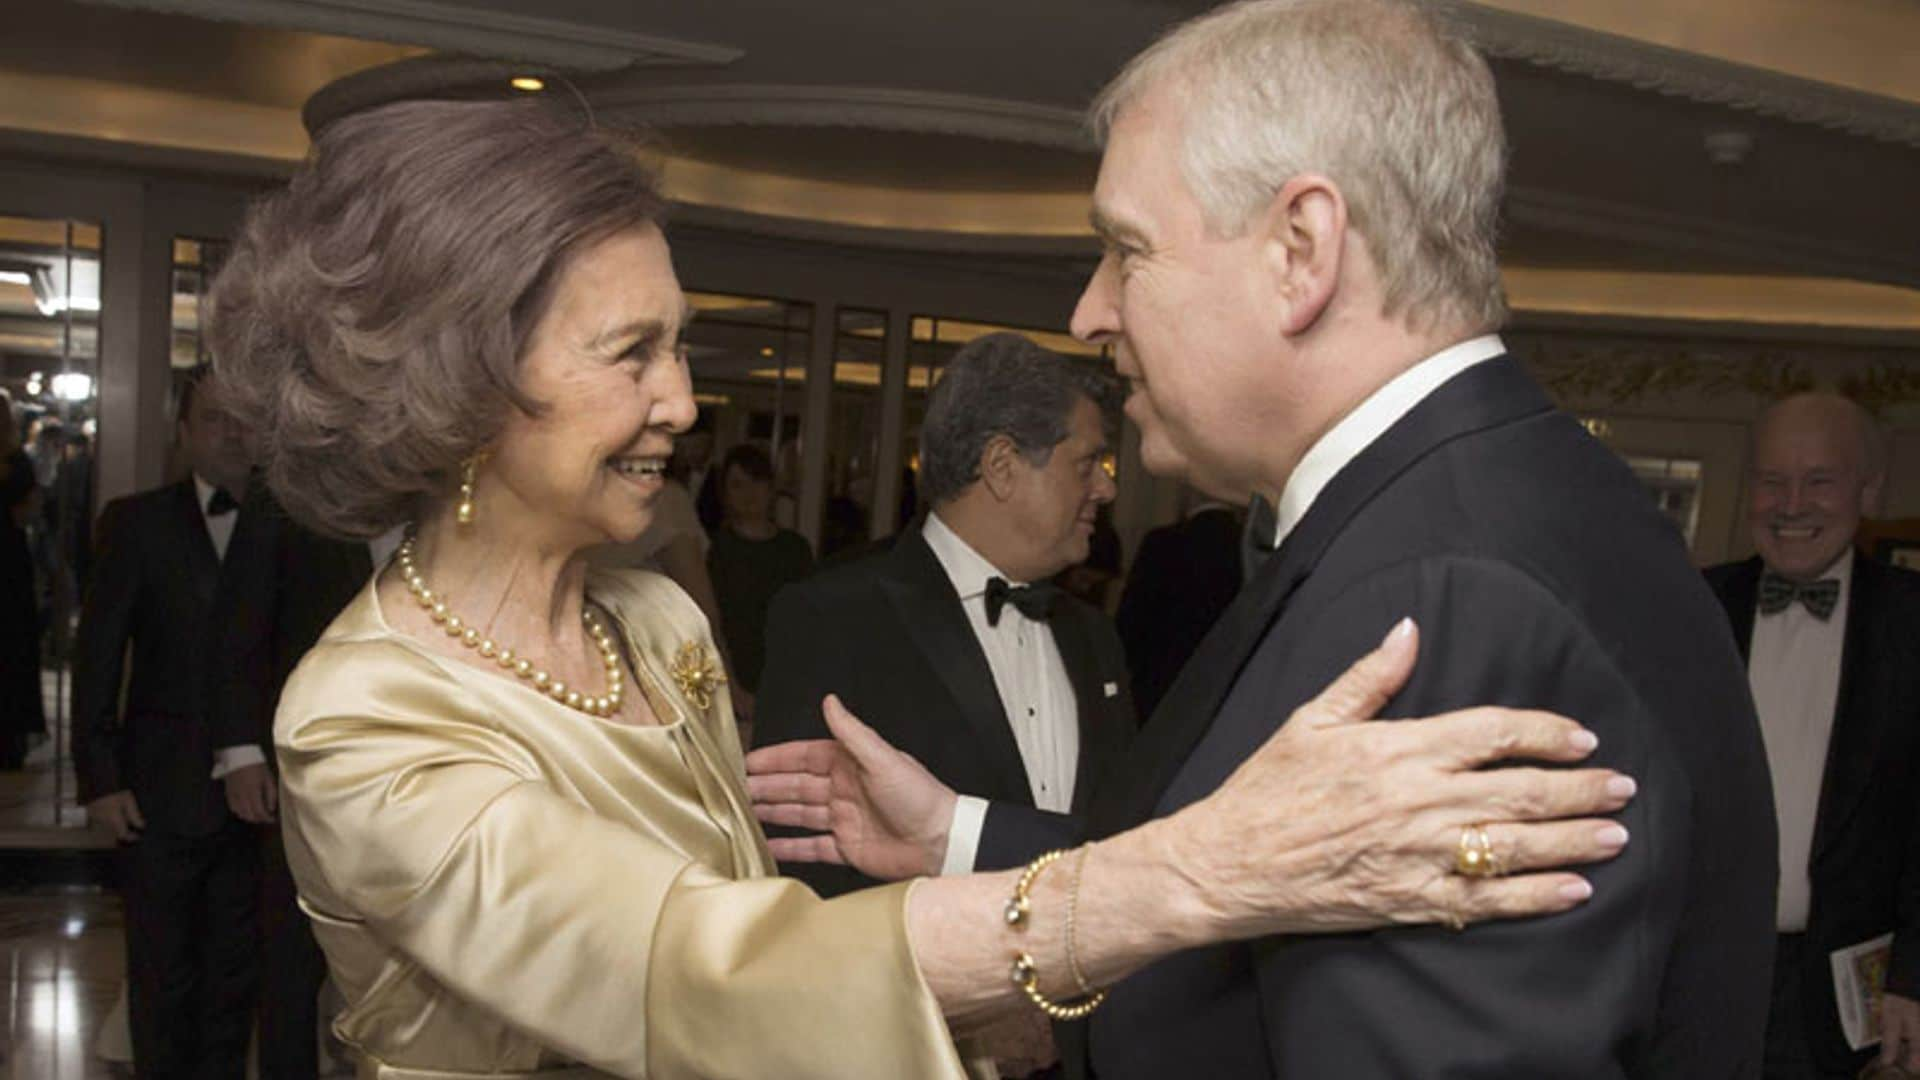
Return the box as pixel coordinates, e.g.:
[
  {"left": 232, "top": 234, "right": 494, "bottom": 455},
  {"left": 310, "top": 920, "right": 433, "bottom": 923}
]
[{"left": 1878, "top": 540, "right": 1920, "bottom": 573}]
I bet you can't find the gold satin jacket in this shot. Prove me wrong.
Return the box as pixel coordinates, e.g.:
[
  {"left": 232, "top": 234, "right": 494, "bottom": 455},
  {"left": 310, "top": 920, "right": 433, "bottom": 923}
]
[{"left": 275, "top": 569, "right": 969, "bottom": 1079}]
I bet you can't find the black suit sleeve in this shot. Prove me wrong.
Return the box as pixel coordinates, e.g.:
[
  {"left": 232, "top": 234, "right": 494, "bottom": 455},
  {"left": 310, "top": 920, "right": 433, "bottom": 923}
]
[
  {"left": 978, "top": 804, "right": 1081, "bottom": 869},
  {"left": 1890, "top": 742, "right": 1920, "bottom": 1000},
  {"left": 71, "top": 498, "right": 139, "bottom": 803},
  {"left": 206, "top": 495, "right": 281, "bottom": 758},
  {"left": 750, "top": 583, "right": 875, "bottom": 897},
  {"left": 1236, "top": 556, "right": 1770, "bottom": 1077}
]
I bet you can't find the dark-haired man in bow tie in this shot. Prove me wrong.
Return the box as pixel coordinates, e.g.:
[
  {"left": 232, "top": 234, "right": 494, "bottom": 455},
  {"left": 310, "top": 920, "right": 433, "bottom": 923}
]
[
  {"left": 74, "top": 366, "right": 259, "bottom": 1078},
  {"left": 1706, "top": 392, "right": 1920, "bottom": 1079},
  {"left": 752, "top": 332, "right": 1136, "bottom": 904}
]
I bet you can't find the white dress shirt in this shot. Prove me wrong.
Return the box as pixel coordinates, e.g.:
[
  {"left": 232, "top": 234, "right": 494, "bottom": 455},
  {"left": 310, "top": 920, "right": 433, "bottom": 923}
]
[
  {"left": 212, "top": 524, "right": 405, "bottom": 779},
  {"left": 1266, "top": 334, "right": 1507, "bottom": 550},
  {"left": 920, "top": 512, "right": 1080, "bottom": 875},
  {"left": 1748, "top": 548, "right": 1852, "bottom": 932}
]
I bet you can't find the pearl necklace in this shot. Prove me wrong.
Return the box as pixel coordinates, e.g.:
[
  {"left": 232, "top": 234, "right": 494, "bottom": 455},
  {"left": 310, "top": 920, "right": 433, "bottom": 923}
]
[{"left": 394, "top": 538, "right": 625, "bottom": 718}]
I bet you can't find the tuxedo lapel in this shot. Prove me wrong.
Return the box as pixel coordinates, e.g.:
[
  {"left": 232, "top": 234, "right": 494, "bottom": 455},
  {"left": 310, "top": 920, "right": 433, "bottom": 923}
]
[
  {"left": 1812, "top": 553, "right": 1886, "bottom": 864},
  {"left": 1088, "top": 356, "right": 1555, "bottom": 837},
  {"left": 881, "top": 531, "right": 1031, "bottom": 805},
  {"left": 1721, "top": 558, "right": 1761, "bottom": 663}
]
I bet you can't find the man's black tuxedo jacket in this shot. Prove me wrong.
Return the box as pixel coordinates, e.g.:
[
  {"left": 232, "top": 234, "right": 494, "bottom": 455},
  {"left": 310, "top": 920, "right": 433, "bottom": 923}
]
[
  {"left": 207, "top": 488, "right": 373, "bottom": 765},
  {"left": 1067, "top": 357, "right": 1777, "bottom": 1079},
  {"left": 1116, "top": 506, "right": 1243, "bottom": 719},
  {"left": 1706, "top": 553, "right": 1920, "bottom": 1075},
  {"left": 72, "top": 479, "right": 235, "bottom": 834},
  {"left": 752, "top": 523, "right": 1136, "bottom": 896}
]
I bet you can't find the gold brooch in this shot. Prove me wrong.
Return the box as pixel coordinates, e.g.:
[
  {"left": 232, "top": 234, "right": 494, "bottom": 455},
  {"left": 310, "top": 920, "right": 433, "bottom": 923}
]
[{"left": 669, "top": 641, "right": 726, "bottom": 712}]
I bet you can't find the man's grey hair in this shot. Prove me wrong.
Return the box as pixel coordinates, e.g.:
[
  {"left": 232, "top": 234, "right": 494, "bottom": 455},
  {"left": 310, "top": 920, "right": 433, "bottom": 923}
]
[
  {"left": 1091, "top": 0, "right": 1509, "bottom": 335},
  {"left": 918, "top": 332, "right": 1121, "bottom": 507}
]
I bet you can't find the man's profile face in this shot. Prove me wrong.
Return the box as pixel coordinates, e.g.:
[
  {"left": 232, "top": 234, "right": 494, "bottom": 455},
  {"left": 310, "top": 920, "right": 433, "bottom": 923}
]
[
  {"left": 1001, "top": 397, "right": 1115, "bottom": 579},
  {"left": 1070, "top": 87, "right": 1277, "bottom": 503},
  {"left": 1748, "top": 401, "right": 1878, "bottom": 582}
]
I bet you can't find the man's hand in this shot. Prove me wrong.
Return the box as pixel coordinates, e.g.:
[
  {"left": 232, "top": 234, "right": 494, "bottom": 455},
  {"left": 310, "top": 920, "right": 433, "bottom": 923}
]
[
  {"left": 1880, "top": 991, "right": 1920, "bottom": 1072},
  {"left": 744, "top": 694, "right": 959, "bottom": 880},
  {"left": 223, "top": 763, "right": 278, "bottom": 824},
  {"left": 85, "top": 791, "right": 145, "bottom": 844}
]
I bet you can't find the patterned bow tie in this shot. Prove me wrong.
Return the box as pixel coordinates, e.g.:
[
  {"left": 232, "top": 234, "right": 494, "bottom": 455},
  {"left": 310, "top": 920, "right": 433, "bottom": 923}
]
[
  {"left": 205, "top": 488, "right": 239, "bottom": 516},
  {"left": 1758, "top": 572, "right": 1841, "bottom": 620},
  {"left": 984, "top": 577, "right": 1059, "bottom": 627}
]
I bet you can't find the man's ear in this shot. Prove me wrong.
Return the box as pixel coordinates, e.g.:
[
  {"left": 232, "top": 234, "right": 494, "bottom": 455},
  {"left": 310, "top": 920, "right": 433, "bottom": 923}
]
[
  {"left": 1257, "top": 174, "right": 1347, "bottom": 338},
  {"left": 1863, "top": 470, "right": 1888, "bottom": 518},
  {"left": 979, "top": 434, "right": 1021, "bottom": 501}
]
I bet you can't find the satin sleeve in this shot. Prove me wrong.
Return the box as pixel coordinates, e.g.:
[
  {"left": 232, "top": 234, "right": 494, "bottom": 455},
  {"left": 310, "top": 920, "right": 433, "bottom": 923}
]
[{"left": 277, "top": 644, "right": 969, "bottom": 1080}]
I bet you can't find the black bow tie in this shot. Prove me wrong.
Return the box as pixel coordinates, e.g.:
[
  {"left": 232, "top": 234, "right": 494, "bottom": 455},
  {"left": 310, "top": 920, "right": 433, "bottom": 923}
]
[
  {"left": 984, "top": 576, "right": 1058, "bottom": 627},
  {"left": 1758, "top": 572, "right": 1840, "bottom": 620},
  {"left": 205, "top": 488, "right": 239, "bottom": 516}
]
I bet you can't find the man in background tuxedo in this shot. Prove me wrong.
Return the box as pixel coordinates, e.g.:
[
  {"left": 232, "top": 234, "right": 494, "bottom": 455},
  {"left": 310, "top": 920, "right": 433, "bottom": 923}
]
[
  {"left": 1706, "top": 393, "right": 1920, "bottom": 1079},
  {"left": 753, "top": 332, "right": 1136, "bottom": 897},
  {"left": 207, "top": 489, "right": 401, "bottom": 1079},
  {"left": 73, "top": 368, "right": 257, "bottom": 1077},
  {"left": 1115, "top": 494, "right": 1243, "bottom": 718}
]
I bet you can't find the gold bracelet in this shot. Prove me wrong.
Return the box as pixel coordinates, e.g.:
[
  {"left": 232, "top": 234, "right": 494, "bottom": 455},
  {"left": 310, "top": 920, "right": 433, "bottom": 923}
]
[
  {"left": 1004, "top": 848, "right": 1108, "bottom": 1021},
  {"left": 1065, "top": 845, "right": 1096, "bottom": 995},
  {"left": 1003, "top": 848, "right": 1066, "bottom": 927},
  {"left": 1011, "top": 951, "right": 1108, "bottom": 1020}
]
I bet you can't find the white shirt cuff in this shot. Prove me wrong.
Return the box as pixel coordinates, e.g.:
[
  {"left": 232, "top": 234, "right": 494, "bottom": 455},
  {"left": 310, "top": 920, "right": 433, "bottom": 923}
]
[
  {"left": 211, "top": 744, "right": 268, "bottom": 780},
  {"left": 939, "top": 796, "right": 989, "bottom": 876}
]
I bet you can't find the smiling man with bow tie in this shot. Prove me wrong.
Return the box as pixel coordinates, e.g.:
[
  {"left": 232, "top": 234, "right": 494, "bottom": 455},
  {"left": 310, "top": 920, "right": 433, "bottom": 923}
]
[
  {"left": 1707, "top": 392, "right": 1920, "bottom": 1079},
  {"left": 751, "top": 332, "right": 1136, "bottom": 903}
]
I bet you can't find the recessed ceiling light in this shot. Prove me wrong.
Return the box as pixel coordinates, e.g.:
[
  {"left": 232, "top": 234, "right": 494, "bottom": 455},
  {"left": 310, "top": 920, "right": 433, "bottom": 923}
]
[{"left": 511, "top": 77, "right": 546, "bottom": 93}]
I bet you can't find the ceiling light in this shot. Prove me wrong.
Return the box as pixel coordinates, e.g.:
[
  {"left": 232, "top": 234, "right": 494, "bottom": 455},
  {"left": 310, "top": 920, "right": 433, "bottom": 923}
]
[
  {"left": 511, "top": 77, "right": 546, "bottom": 92},
  {"left": 50, "top": 372, "right": 93, "bottom": 403}
]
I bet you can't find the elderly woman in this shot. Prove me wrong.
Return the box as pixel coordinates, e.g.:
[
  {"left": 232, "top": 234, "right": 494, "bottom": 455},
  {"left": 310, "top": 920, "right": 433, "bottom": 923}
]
[{"left": 208, "top": 100, "right": 1630, "bottom": 1079}]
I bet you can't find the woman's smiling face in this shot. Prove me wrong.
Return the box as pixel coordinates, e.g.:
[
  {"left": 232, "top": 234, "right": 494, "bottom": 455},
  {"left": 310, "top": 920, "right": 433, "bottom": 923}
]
[{"left": 486, "top": 224, "right": 698, "bottom": 551}]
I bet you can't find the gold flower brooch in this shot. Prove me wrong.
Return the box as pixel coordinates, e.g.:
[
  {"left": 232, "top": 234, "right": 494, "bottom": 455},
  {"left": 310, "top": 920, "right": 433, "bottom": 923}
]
[{"left": 669, "top": 641, "right": 727, "bottom": 712}]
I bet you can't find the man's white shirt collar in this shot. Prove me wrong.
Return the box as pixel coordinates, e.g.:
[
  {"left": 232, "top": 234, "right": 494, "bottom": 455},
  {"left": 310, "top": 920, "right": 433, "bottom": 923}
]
[
  {"left": 1267, "top": 334, "right": 1506, "bottom": 550},
  {"left": 192, "top": 473, "right": 220, "bottom": 513}
]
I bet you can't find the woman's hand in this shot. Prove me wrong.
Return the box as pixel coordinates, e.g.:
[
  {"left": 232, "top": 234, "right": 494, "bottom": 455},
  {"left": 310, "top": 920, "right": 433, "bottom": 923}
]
[
  {"left": 745, "top": 697, "right": 958, "bottom": 880},
  {"left": 1152, "top": 617, "right": 1633, "bottom": 941}
]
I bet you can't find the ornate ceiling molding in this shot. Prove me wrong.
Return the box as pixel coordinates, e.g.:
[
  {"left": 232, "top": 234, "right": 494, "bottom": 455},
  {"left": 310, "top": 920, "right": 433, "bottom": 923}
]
[
  {"left": 1512, "top": 332, "right": 1920, "bottom": 412},
  {"left": 76, "top": 0, "right": 743, "bottom": 71},
  {"left": 590, "top": 84, "right": 1093, "bottom": 153},
  {"left": 1462, "top": 4, "right": 1920, "bottom": 149}
]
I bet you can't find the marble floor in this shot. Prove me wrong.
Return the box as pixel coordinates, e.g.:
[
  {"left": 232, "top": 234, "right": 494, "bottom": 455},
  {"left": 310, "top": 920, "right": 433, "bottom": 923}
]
[{"left": 0, "top": 889, "right": 125, "bottom": 1080}]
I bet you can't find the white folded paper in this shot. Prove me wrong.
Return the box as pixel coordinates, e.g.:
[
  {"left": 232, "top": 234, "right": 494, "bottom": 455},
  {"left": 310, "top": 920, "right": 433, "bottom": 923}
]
[{"left": 1832, "top": 931, "right": 1896, "bottom": 1051}]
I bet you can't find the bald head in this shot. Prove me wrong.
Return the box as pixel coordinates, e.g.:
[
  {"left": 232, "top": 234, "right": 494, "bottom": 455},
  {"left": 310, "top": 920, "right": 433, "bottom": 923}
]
[{"left": 1748, "top": 392, "right": 1884, "bottom": 581}]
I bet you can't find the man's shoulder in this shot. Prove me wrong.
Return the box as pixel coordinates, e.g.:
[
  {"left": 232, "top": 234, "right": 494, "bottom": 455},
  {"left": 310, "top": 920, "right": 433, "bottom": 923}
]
[
  {"left": 769, "top": 535, "right": 903, "bottom": 612},
  {"left": 1701, "top": 557, "right": 1760, "bottom": 593},
  {"left": 97, "top": 482, "right": 187, "bottom": 539}
]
